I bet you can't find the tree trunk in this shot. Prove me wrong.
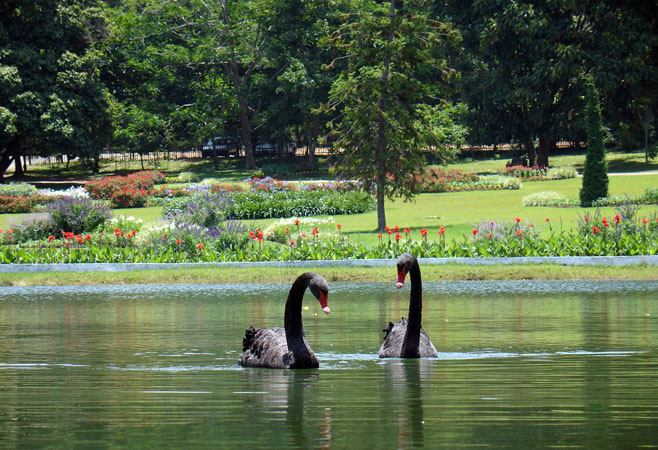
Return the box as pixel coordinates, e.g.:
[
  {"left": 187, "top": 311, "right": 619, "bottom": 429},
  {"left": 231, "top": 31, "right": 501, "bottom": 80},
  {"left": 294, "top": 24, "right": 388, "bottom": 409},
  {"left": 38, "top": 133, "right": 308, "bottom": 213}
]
[
  {"left": 374, "top": 0, "right": 396, "bottom": 231},
  {"left": 524, "top": 140, "right": 536, "bottom": 167},
  {"left": 237, "top": 94, "right": 257, "bottom": 170},
  {"left": 536, "top": 136, "right": 551, "bottom": 168},
  {"left": 12, "top": 147, "right": 24, "bottom": 178},
  {"left": 376, "top": 173, "right": 387, "bottom": 231},
  {"left": 220, "top": 0, "right": 257, "bottom": 171},
  {"left": 644, "top": 105, "right": 650, "bottom": 165}
]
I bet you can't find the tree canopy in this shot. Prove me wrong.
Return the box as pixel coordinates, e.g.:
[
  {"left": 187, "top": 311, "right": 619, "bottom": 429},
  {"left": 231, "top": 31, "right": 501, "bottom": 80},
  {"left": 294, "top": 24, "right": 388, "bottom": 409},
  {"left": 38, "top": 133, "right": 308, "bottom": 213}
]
[{"left": 1, "top": 0, "right": 657, "bottom": 185}]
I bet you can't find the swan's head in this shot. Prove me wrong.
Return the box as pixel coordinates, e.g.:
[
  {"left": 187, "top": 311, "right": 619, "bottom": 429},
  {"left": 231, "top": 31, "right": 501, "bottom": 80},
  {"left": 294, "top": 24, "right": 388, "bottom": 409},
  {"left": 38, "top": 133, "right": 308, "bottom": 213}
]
[
  {"left": 396, "top": 253, "right": 416, "bottom": 288},
  {"left": 309, "top": 275, "right": 330, "bottom": 314}
]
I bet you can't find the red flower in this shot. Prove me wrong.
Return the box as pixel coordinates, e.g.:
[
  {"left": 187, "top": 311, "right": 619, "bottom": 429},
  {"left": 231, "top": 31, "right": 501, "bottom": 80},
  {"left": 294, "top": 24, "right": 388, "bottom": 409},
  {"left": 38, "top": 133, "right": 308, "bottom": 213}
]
[
  {"left": 515, "top": 217, "right": 521, "bottom": 223},
  {"left": 472, "top": 228, "right": 478, "bottom": 235},
  {"left": 642, "top": 218, "right": 649, "bottom": 225},
  {"left": 176, "top": 238, "right": 182, "bottom": 245},
  {"left": 197, "top": 243, "right": 204, "bottom": 250},
  {"left": 395, "top": 233, "right": 401, "bottom": 241},
  {"left": 613, "top": 214, "right": 621, "bottom": 224},
  {"left": 584, "top": 216, "right": 590, "bottom": 222},
  {"left": 420, "top": 228, "right": 428, "bottom": 237},
  {"left": 294, "top": 219, "right": 300, "bottom": 226},
  {"left": 545, "top": 218, "right": 550, "bottom": 222},
  {"left": 393, "top": 225, "right": 400, "bottom": 232},
  {"left": 438, "top": 226, "right": 445, "bottom": 236},
  {"left": 285, "top": 227, "right": 290, "bottom": 235},
  {"left": 487, "top": 233, "right": 492, "bottom": 239},
  {"left": 337, "top": 224, "right": 342, "bottom": 230},
  {"left": 48, "top": 236, "right": 56, "bottom": 242},
  {"left": 377, "top": 232, "right": 382, "bottom": 239},
  {"left": 85, "top": 235, "right": 92, "bottom": 241},
  {"left": 592, "top": 226, "right": 600, "bottom": 234},
  {"left": 516, "top": 230, "right": 523, "bottom": 236},
  {"left": 290, "top": 239, "right": 295, "bottom": 246},
  {"left": 162, "top": 233, "right": 167, "bottom": 239}
]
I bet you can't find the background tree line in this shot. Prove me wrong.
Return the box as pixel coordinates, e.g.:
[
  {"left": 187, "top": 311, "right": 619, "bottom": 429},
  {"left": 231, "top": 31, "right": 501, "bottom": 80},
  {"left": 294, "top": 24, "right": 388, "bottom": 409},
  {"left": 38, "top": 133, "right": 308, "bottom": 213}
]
[{"left": 1, "top": 1, "right": 657, "bottom": 196}]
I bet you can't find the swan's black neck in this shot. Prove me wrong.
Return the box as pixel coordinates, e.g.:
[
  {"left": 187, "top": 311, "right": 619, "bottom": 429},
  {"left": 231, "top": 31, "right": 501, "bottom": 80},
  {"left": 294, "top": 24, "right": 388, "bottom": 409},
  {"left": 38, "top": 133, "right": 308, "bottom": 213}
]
[
  {"left": 284, "top": 273, "right": 315, "bottom": 366},
  {"left": 401, "top": 258, "right": 422, "bottom": 358}
]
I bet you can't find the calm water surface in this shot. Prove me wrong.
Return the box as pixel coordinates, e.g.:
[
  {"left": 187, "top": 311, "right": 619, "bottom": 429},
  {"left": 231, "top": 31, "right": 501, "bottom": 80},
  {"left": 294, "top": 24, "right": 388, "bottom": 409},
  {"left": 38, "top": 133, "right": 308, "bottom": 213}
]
[{"left": 1, "top": 280, "right": 657, "bottom": 448}]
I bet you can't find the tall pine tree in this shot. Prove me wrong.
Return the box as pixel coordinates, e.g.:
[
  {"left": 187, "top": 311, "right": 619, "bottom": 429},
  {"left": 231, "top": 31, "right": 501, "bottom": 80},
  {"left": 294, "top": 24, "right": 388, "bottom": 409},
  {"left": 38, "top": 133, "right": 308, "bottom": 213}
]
[{"left": 580, "top": 76, "right": 608, "bottom": 207}]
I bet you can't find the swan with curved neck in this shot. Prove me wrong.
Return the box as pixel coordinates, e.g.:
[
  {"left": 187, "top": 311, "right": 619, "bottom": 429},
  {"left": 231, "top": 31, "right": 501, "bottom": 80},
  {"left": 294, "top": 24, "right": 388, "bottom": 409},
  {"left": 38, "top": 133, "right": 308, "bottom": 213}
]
[
  {"left": 379, "top": 253, "right": 437, "bottom": 358},
  {"left": 240, "top": 272, "right": 330, "bottom": 369}
]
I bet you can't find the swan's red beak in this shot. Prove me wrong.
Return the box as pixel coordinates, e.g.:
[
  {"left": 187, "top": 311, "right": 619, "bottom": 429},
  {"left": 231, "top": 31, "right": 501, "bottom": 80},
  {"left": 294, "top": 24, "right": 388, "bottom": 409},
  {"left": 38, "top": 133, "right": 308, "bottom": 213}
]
[
  {"left": 318, "top": 292, "right": 330, "bottom": 314},
  {"left": 396, "top": 268, "right": 407, "bottom": 289}
]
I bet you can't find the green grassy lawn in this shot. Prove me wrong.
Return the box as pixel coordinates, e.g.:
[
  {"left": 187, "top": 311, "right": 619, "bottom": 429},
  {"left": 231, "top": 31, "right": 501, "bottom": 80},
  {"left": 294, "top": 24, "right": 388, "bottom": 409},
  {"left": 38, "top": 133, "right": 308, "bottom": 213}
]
[
  {"left": 2, "top": 150, "right": 657, "bottom": 241},
  {"left": 2, "top": 263, "right": 657, "bottom": 287}
]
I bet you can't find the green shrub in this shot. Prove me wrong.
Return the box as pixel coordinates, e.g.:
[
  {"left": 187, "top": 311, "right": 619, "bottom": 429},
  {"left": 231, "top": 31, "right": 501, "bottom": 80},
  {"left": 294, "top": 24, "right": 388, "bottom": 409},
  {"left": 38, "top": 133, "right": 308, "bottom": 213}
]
[
  {"left": 522, "top": 191, "right": 579, "bottom": 207},
  {"left": 644, "top": 187, "right": 658, "bottom": 204},
  {"left": 227, "top": 190, "right": 375, "bottom": 219},
  {"left": 45, "top": 197, "right": 112, "bottom": 234},
  {"left": 0, "top": 194, "right": 40, "bottom": 213},
  {"left": 545, "top": 166, "right": 577, "bottom": 180},
  {"left": 8, "top": 213, "right": 57, "bottom": 243},
  {"left": 0, "top": 182, "right": 38, "bottom": 197},
  {"left": 178, "top": 172, "right": 200, "bottom": 183}
]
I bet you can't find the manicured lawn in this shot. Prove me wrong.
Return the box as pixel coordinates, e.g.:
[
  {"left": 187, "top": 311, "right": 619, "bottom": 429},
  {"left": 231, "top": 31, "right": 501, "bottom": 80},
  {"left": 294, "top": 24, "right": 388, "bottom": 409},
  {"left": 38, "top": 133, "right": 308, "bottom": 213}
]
[{"left": 2, "top": 150, "right": 656, "bottom": 244}]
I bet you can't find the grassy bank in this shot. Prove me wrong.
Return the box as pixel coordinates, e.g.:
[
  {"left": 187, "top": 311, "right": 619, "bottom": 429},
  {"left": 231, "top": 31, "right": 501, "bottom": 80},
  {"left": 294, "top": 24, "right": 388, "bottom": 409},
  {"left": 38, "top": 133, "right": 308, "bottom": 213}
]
[{"left": 2, "top": 263, "right": 657, "bottom": 287}]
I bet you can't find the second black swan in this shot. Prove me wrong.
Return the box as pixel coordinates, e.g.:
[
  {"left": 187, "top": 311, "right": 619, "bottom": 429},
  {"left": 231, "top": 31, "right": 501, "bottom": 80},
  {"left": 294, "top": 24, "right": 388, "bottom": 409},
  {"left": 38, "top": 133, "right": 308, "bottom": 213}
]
[{"left": 379, "top": 253, "right": 438, "bottom": 358}]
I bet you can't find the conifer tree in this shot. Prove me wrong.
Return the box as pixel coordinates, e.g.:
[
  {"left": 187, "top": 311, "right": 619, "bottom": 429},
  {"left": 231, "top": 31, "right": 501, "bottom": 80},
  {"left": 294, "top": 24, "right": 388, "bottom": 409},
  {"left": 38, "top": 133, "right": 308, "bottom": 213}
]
[{"left": 580, "top": 76, "right": 608, "bottom": 207}]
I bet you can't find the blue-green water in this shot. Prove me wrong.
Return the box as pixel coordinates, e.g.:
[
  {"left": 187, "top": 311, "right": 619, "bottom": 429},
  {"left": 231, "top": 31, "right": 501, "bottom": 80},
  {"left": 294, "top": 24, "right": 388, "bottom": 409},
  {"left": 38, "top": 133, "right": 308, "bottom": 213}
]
[{"left": 1, "top": 280, "right": 657, "bottom": 448}]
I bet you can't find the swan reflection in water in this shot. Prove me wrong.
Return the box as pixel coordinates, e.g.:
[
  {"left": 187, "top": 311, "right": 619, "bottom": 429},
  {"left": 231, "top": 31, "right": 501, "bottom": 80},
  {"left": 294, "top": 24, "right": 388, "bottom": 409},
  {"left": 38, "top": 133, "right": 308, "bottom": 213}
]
[
  {"left": 381, "top": 358, "right": 436, "bottom": 448},
  {"left": 240, "top": 370, "right": 332, "bottom": 448}
]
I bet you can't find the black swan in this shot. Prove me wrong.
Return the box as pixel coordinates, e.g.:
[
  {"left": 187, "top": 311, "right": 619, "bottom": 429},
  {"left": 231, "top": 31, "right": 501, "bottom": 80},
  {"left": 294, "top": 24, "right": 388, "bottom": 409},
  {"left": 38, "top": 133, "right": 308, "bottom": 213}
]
[
  {"left": 379, "top": 253, "right": 438, "bottom": 358},
  {"left": 239, "top": 272, "right": 330, "bottom": 369}
]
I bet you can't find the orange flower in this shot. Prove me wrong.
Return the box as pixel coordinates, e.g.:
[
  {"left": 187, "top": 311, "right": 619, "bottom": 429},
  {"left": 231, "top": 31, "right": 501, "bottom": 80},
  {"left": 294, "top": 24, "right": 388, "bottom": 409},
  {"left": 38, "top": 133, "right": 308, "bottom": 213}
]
[
  {"left": 438, "top": 226, "right": 445, "bottom": 236},
  {"left": 197, "top": 243, "right": 204, "bottom": 250},
  {"left": 514, "top": 217, "right": 521, "bottom": 223},
  {"left": 48, "top": 236, "right": 56, "bottom": 242}
]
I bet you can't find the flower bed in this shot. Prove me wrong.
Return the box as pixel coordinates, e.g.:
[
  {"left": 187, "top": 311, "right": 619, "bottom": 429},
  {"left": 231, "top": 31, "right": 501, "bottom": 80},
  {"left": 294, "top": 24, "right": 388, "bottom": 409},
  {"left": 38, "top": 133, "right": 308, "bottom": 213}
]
[
  {"left": 2, "top": 210, "right": 656, "bottom": 263},
  {"left": 85, "top": 171, "right": 165, "bottom": 207},
  {"left": 415, "top": 168, "right": 521, "bottom": 193}
]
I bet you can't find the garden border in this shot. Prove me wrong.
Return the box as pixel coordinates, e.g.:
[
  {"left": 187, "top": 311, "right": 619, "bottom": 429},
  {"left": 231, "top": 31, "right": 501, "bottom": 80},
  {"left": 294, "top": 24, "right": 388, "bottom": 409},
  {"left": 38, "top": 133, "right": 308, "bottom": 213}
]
[{"left": 1, "top": 255, "right": 657, "bottom": 273}]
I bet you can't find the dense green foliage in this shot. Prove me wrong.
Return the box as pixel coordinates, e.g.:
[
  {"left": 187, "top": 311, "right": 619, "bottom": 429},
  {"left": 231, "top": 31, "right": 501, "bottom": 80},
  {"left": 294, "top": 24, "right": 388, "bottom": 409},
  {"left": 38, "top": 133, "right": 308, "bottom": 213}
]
[{"left": 0, "top": 0, "right": 112, "bottom": 177}]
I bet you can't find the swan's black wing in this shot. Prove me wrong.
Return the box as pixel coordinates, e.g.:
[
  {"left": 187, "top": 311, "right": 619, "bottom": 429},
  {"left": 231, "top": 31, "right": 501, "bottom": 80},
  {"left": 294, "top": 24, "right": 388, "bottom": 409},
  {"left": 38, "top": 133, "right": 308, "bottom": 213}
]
[
  {"left": 378, "top": 318, "right": 438, "bottom": 358},
  {"left": 240, "top": 326, "right": 292, "bottom": 369}
]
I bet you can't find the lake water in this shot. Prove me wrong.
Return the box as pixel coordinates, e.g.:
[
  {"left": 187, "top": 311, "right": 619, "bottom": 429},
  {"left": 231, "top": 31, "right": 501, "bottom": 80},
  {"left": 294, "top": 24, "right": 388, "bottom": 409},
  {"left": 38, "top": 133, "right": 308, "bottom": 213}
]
[{"left": 1, "top": 280, "right": 657, "bottom": 448}]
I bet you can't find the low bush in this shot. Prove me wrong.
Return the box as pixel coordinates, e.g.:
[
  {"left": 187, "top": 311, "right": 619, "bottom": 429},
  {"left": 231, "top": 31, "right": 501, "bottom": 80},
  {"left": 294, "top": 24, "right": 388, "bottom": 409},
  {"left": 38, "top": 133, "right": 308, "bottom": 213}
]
[
  {"left": 178, "top": 172, "right": 200, "bottom": 183},
  {"left": 163, "top": 191, "right": 234, "bottom": 229},
  {"left": 545, "top": 166, "right": 578, "bottom": 180},
  {"left": 501, "top": 165, "right": 577, "bottom": 181},
  {"left": 85, "top": 171, "right": 165, "bottom": 207},
  {"left": 45, "top": 197, "right": 112, "bottom": 235},
  {"left": 644, "top": 187, "right": 658, "bottom": 204},
  {"left": 522, "top": 191, "right": 580, "bottom": 207},
  {"left": 0, "top": 194, "right": 41, "bottom": 213},
  {"left": 227, "top": 190, "right": 375, "bottom": 219},
  {"left": 0, "top": 182, "right": 38, "bottom": 197}
]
